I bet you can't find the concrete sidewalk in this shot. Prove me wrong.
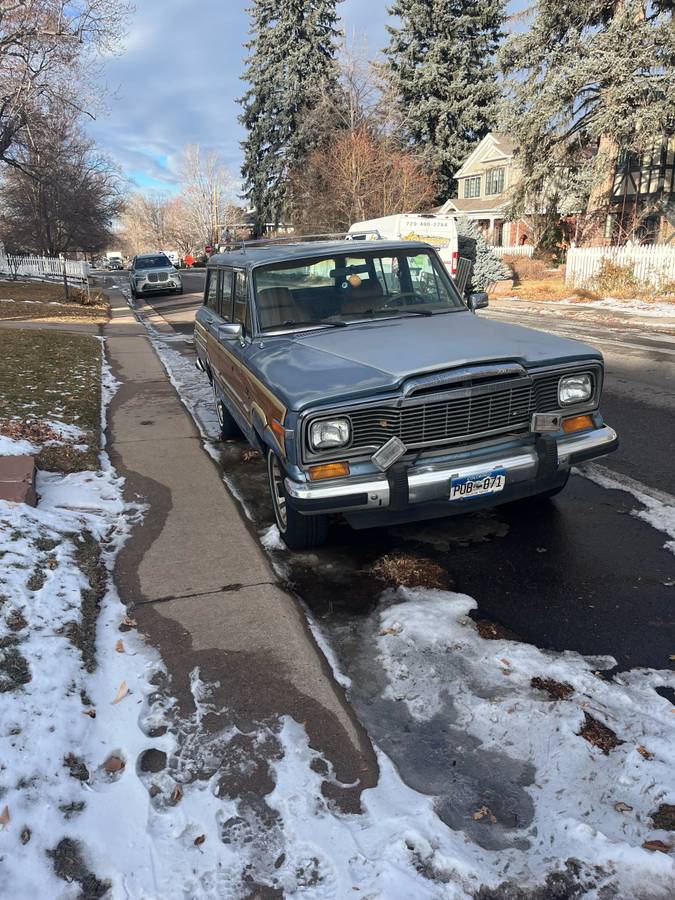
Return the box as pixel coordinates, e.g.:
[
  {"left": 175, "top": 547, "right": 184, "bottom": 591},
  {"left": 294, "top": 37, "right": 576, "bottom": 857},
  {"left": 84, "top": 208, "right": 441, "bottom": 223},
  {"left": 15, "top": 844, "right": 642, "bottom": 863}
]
[{"left": 104, "top": 290, "right": 377, "bottom": 813}]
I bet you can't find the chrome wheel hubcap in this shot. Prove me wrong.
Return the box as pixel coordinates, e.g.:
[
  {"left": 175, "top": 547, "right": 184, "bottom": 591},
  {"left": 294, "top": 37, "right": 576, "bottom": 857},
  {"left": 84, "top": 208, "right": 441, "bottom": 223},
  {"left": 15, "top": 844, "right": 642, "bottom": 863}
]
[
  {"left": 269, "top": 455, "right": 287, "bottom": 531},
  {"left": 213, "top": 384, "right": 224, "bottom": 426}
]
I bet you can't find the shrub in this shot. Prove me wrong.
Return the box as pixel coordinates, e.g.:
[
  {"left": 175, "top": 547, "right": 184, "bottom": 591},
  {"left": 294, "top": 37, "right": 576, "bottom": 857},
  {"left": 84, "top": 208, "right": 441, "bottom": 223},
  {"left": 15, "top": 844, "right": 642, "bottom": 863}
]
[
  {"left": 592, "top": 260, "right": 641, "bottom": 298},
  {"left": 502, "top": 255, "right": 554, "bottom": 283}
]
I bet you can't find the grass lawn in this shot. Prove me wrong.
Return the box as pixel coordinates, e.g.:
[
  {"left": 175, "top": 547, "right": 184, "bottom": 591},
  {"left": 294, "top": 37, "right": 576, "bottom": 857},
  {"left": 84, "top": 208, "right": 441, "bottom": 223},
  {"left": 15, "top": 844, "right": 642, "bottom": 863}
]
[
  {"left": 0, "top": 279, "right": 109, "bottom": 324},
  {"left": 0, "top": 328, "right": 102, "bottom": 472}
]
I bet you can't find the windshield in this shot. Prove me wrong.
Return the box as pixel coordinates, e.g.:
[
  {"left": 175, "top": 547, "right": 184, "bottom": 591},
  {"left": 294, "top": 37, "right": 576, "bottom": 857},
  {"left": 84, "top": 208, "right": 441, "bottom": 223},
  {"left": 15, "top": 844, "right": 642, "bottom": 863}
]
[
  {"left": 136, "top": 255, "right": 171, "bottom": 269},
  {"left": 253, "top": 249, "right": 464, "bottom": 332}
]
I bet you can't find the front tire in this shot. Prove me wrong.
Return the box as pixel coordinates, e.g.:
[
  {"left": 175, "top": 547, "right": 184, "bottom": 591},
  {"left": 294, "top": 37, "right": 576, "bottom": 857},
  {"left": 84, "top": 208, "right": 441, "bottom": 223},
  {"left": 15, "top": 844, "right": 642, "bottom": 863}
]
[{"left": 267, "top": 451, "right": 328, "bottom": 550}]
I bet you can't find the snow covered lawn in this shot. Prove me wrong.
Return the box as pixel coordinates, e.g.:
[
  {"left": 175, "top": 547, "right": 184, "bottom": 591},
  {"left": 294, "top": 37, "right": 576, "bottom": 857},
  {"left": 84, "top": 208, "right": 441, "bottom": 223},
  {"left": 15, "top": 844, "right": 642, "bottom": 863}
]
[
  {"left": 0, "top": 278, "right": 108, "bottom": 323},
  {"left": 0, "top": 329, "right": 103, "bottom": 472}
]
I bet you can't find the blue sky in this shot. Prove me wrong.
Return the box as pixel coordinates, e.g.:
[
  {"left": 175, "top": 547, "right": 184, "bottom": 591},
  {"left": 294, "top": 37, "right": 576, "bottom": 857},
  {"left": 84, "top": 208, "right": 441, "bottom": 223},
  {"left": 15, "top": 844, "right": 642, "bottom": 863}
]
[{"left": 89, "top": 0, "right": 392, "bottom": 195}]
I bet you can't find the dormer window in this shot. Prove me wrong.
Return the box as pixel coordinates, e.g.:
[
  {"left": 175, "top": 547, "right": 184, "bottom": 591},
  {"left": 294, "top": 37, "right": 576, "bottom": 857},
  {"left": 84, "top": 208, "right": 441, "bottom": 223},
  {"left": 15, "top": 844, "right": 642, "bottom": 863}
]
[
  {"left": 464, "top": 176, "right": 481, "bottom": 199},
  {"left": 486, "top": 167, "right": 505, "bottom": 195}
]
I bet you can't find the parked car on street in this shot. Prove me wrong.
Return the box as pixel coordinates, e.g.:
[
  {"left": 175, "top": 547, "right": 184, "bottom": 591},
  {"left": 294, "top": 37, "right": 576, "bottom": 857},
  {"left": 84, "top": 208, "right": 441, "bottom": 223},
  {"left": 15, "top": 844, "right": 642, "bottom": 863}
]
[
  {"left": 129, "top": 253, "right": 183, "bottom": 298},
  {"left": 194, "top": 239, "right": 618, "bottom": 549},
  {"left": 104, "top": 251, "right": 124, "bottom": 270}
]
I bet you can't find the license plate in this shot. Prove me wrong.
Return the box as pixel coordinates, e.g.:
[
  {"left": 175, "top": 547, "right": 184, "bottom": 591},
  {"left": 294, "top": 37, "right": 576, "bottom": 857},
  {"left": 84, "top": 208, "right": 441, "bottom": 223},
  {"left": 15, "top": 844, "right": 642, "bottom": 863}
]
[{"left": 449, "top": 468, "right": 506, "bottom": 501}]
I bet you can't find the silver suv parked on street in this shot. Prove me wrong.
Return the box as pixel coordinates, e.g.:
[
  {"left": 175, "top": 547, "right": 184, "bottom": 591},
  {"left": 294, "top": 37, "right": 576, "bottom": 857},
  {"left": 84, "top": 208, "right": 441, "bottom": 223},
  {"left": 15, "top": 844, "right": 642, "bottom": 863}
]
[{"left": 130, "top": 253, "right": 183, "bottom": 298}]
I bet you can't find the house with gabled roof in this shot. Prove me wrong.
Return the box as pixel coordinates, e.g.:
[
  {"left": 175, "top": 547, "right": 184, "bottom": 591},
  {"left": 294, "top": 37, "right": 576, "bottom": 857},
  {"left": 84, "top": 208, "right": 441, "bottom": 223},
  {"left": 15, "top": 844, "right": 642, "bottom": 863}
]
[
  {"left": 438, "top": 133, "right": 528, "bottom": 248},
  {"left": 439, "top": 131, "right": 675, "bottom": 247}
]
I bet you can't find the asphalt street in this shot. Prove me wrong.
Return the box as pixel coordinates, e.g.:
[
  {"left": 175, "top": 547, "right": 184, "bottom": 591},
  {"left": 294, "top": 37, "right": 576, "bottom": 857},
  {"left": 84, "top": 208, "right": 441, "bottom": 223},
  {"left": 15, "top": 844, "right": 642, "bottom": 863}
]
[{"left": 124, "top": 271, "right": 675, "bottom": 679}]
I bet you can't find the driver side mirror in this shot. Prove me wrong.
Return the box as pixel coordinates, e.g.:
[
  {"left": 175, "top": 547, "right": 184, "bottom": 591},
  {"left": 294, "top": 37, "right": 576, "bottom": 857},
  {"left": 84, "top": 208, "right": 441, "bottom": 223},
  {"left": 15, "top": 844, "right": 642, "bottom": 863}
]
[
  {"left": 217, "top": 322, "right": 243, "bottom": 343},
  {"left": 468, "top": 291, "right": 489, "bottom": 312}
]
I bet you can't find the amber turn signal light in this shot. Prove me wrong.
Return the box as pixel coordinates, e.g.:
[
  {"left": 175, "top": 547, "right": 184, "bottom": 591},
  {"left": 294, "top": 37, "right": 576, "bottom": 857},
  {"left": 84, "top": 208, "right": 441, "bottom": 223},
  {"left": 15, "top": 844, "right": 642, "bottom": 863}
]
[
  {"left": 308, "top": 462, "right": 350, "bottom": 481},
  {"left": 562, "top": 415, "right": 594, "bottom": 434},
  {"left": 271, "top": 418, "right": 286, "bottom": 452}
]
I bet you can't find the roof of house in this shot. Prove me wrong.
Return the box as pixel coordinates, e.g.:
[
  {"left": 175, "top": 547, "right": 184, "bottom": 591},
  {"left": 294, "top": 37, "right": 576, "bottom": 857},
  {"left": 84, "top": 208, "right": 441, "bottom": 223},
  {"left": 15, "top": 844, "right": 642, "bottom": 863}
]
[
  {"left": 441, "top": 195, "right": 508, "bottom": 214},
  {"left": 490, "top": 133, "right": 516, "bottom": 157},
  {"left": 454, "top": 132, "right": 517, "bottom": 180}
]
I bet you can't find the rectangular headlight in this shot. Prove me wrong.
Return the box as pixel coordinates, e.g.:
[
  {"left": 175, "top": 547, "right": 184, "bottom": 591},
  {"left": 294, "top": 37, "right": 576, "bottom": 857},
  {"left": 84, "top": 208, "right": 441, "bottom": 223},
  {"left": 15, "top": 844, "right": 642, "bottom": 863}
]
[
  {"left": 310, "top": 418, "right": 350, "bottom": 451},
  {"left": 559, "top": 373, "right": 592, "bottom": 406}
]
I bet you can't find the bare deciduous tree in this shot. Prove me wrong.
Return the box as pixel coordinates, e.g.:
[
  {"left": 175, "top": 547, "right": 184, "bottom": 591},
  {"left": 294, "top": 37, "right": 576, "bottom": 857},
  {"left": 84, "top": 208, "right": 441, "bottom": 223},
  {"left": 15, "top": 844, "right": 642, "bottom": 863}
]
[
  {"left": 0, "top": 106, "right": 124, "bottom": 254},
  {"left": 178, "top": 144, "right": 239, "bottom": 247},
  {"left": 0, "top": 0, "right": 132, "bottom": 167},
  {"left": 117, "top": 192, "right": 173, "bottom": 255},
  {"left": 291, "top": 128, "right": 437, "bottom": 233},
  {"left": 291, "top": 39, "right": 437, "bottom": 233}
]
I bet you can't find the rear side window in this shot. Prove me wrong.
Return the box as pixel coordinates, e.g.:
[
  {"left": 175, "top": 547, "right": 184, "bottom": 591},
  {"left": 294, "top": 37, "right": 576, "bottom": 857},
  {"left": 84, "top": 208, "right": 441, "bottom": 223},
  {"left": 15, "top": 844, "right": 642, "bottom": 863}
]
[
  {"left": 233, "top": 271, "right": 249, "bottom": 330},
  {"left": 205, "top": 270, "right": 219, "bottom": 312},
  {"left": 220, "top": 268, "right": 234, "bottom": 320}
]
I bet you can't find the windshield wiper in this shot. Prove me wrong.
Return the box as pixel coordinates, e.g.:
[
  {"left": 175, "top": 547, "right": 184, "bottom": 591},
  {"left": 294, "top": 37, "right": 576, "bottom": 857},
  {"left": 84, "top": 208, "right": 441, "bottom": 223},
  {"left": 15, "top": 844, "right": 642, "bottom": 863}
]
[
  {"left": 362, "top": 307, "right": 434, "bottom": 318},
  {"left": 283, "top": 319, "right": 347, "bottom": 329}
]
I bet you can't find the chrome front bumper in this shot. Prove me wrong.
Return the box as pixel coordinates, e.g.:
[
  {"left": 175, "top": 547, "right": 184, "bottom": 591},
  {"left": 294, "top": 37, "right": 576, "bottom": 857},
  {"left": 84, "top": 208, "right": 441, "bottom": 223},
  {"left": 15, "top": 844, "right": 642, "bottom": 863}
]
[
  {"left": 135, "top": 277, "right": 181, "bottom": 292},
  {"left": 284, "top": 425, "right": 618, "bottom": 515}
]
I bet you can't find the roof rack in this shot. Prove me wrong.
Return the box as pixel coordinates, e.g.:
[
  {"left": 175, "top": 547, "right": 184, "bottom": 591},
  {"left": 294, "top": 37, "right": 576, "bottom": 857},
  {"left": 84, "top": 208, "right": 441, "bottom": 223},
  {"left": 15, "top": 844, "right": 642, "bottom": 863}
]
[{"left": 221, "top": 230, "right": 383, "bottom": 252}]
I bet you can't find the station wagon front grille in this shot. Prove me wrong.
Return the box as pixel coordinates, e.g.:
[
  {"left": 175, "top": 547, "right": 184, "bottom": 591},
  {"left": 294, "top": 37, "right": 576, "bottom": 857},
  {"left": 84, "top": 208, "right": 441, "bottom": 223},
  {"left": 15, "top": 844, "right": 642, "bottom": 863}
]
[
  {"left": 303, "top": 366, "right": 600, "bottom": 462},
  {"left": 349, "top": 383, "right": 533, "bottom": 451}
]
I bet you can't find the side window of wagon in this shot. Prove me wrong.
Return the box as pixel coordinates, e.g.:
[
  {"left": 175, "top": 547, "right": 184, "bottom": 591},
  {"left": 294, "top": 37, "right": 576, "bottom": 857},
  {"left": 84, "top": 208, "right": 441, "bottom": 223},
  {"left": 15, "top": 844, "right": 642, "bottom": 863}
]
[
  {"left": 205, "top": 270, "right": 220, "bottom": 313},
  {"left": 233, "top": 271, "right": 251, "bottom": 334},
  {"left": 220, "top": 268, "right": 234, "bottom": 321}
]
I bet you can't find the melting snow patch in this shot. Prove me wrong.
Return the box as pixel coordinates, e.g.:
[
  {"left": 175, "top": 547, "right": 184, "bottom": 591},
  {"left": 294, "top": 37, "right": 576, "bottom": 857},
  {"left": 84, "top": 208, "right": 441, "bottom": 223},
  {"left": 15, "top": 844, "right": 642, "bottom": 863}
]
[
  {"left": 579, "top": 463, "right": 675, "bottom": 554},
  {"left": 260, "top": 524, "right": 285, "bottom": 551},
  {"left": 144, "top": 325, "right": 221, "bottom": 442},
  {"left": 559, "top": 297, "right": 675, "bottom": 318},
  {"left": 0, "top": 434, "right": 36, "bottom": 455},
  {"left": 371, "top": 587, "right": 675, "bottom": 896}
]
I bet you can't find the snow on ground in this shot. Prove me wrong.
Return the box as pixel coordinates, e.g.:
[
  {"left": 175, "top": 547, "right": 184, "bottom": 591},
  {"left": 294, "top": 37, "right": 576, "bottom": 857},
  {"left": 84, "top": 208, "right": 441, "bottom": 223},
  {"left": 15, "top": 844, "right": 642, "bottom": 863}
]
[
  {"left": 0, "top": 422, "right": 86, "bottom": 457},
  {"left": 0, "top": 434, "right": 36, "bottom": 455},
  {"left": 372, "top": 587, "right": 675, "bottom": 897},
  {"left": 579, "top": 462, "right": 675, "bottom": 554},
  {"left": 558, "top": 297, "right": 675, "bottom": 318}
]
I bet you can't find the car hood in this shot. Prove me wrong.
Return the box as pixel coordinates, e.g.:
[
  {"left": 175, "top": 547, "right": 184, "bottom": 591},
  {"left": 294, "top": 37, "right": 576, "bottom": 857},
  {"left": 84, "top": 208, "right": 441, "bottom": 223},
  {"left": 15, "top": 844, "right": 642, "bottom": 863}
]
[
  {"left": 135, "top": 267, "right": 177, "bottom": 275},
  {"left": 251, "top": 311, "right": 601, "bottom": 412}
]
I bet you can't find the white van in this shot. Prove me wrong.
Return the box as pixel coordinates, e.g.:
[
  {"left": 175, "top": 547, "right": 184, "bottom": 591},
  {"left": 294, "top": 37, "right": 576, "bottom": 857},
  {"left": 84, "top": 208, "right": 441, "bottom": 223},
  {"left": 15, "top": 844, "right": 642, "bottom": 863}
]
[
  {"left": 347, "top": 214, "right": 460, "bottom": 277},
  {"left": 160, "top": 249, "right": 180, "bottom": 267}
]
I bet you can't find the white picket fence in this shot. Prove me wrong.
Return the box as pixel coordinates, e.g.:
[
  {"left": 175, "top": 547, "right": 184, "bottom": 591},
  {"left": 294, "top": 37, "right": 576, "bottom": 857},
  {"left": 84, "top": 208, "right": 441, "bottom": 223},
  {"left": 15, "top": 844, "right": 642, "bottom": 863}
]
[
  {"left": 492, "top": 245, "right": 534, "bottom": 258},
  {"left": 565, "top": 244, "right": 675, "bottom": 288},
  {"left": 0, "top": 252, "right": 89, "bottom": 283}
]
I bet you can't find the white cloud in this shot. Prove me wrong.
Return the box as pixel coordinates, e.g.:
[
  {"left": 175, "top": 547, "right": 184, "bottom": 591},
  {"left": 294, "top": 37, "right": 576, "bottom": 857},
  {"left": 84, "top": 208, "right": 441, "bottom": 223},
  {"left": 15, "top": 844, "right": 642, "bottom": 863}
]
[{"left": 88, "top": 0, "right": 392, "bottom": 192}]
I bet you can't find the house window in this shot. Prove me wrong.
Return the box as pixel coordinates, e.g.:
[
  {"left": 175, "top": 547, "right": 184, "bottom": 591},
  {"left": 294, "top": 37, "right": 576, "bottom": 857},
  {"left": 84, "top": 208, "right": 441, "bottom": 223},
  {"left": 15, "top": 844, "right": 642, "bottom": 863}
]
[
  {"left": 604, "top": 214, "right": 617, "bottom": 240},
  {"left": 486, "top": 167, "right": 505, "bottom": 195},
  {"left": 464, "top": 176, "right": 481, "bottom": 199}
]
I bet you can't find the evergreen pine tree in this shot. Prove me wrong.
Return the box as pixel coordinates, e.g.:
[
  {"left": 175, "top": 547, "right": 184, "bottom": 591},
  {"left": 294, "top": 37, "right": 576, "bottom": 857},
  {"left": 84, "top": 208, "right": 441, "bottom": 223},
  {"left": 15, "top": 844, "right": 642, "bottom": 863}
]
[
  {"left": 457, "top": 218, "right": 509, "bottom": 292},
  {"left": 500, "top": 1, "right": 675, "bottom": 236},
  {"left": 384, "top": 0, "right": 505, "bottom": 202},
  {"left": 239, "top": 0, "right": 342, "bottom": 235}
]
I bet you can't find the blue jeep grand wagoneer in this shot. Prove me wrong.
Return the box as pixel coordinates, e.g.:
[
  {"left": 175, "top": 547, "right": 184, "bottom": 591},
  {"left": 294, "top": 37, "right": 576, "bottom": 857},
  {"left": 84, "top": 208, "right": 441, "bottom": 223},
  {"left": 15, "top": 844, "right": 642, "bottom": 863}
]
[{"left": 194, "top": 239, "right": 618, "bottom": 548}]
